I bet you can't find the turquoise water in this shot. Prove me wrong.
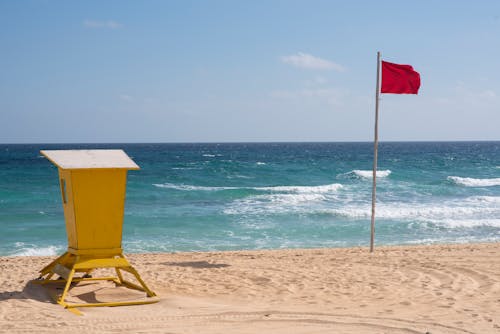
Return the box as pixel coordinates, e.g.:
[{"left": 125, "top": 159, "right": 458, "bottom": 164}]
[{"left": 1, "top": 142, "right": 499, "bottom": 256}]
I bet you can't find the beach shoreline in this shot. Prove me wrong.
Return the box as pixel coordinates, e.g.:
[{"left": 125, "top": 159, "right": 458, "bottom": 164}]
[{"left": 1, "top": 242, "right": 500, "bottom": 333}]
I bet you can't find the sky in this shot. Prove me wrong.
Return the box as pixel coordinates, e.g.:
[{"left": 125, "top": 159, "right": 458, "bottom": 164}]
[{"left": 1, "top": 0, "right": 499, "bottom": 143}]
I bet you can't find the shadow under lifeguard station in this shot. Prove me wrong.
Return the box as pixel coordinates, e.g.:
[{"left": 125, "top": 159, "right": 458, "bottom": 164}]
[{"left": 33, "top": 150, "right": 157, "bottom": 314}]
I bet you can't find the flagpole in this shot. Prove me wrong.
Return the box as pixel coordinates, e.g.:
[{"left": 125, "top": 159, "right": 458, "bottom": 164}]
[{"left": 370, "top": 51, "right": 381, "bottom": 253}]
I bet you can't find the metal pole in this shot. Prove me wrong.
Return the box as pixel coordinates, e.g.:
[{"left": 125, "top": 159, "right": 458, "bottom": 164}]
[{"left": 370, "top": 51, "right": 381, "bottom": 253}]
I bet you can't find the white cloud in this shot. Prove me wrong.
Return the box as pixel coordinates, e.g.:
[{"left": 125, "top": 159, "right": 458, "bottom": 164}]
[
  {"left": 478, "top": 90, "right": 496, "bottom": 99},
  {"left": 305, "top": 76, "right": 328, "bottom": 86},
  {"left": 435, "top": 83, "right": 497, "bottom": 109},
  {"left": 119, "top": 94, "right": 133, "bottom": 102},
  {"left": 269, "top": 90, "right": 296, "bottom": 99},
  {"left": 84, "top": 20, "right": 123, "bottom": 29},
  {"left": 455, "top": 83, "right": 497, "bottom": 102},
  {"left": 281, "top": 52, "right": 345, "bottom": 71},
  {"left": 270, "top": 88, "right": 347, "bottom": 106}
]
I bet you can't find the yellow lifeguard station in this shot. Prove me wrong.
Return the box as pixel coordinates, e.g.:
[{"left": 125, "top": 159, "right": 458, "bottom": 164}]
[{"left": 35, "top": 149, "right": 157, "bottom": 311}]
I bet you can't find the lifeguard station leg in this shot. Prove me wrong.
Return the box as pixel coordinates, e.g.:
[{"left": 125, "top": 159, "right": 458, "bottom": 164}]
[
  {"left": 115, "top": 267, "right": 124, "bottom": 284},
  {"left": 58, "top": 268, "right": 76, "bottom": 306},
  {"left": 38, "top": 252, "right": 71, "bottom": 278},
  {"left": 122, "top": 266, "right": 156, "bottom": 297}
]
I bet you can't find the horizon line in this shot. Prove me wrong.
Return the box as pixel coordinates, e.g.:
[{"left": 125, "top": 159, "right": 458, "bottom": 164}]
[{"left": 1, "top": 139, "right": 500, "bottom": 145}]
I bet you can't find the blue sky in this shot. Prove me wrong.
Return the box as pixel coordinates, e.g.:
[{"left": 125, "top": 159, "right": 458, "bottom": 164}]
[{"left": 1, "top": 1, "right": 499, "bottom": 143}]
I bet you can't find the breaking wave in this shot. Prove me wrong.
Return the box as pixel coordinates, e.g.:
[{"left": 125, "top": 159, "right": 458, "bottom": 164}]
[
  {"left": 340, "top": 169, "right": 392, "bottom": 179},
  {"left": 448, "top": 176, "right": 500, "bottom": 187}
]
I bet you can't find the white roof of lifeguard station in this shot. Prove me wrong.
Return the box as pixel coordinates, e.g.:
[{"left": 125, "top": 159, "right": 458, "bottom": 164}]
[{"left": 40, "top": 149, "right": 140, "bottom": 170}]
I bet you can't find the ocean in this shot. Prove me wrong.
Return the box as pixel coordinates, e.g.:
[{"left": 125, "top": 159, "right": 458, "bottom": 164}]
[{"left": 1, "top": 142, "right": 499, "bottom": 257}]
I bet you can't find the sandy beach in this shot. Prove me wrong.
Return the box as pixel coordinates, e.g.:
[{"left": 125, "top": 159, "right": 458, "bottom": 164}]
[{"left": 1, "top": 243, "right": 499, "bottom": 333}]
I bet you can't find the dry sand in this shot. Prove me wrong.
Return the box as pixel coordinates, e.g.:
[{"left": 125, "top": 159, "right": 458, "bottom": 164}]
[{"left": 1, "top": 243, "right": 500, "bottom": 333}]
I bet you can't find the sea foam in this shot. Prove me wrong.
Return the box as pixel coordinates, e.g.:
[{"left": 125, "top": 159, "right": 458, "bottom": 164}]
[
  {"left": 448, "top": 176, "right": 500, "bottom": 187},
  {"left": 341, "top": 170, "right": 392, "bottom": 179},
  {"left": 153, "top": 183, "right": 343, "bottom": 193},
  {"left": 320, "top": 196, "right": 500, "bottom": 228},
  {"left": 223, "top": 193, "right": 327, "bottom": 215},
  {"left": 257, "top": 184, "right": 343, "bottom": 193},
  {"left": 221, "top": 184, "right": 343, "bottom": 215},
  {"left": 153, "top": 183, "right": 238, "bottom": 191},
  {"left": 13, "top": 245, "right": 62, "bottom": 256}
]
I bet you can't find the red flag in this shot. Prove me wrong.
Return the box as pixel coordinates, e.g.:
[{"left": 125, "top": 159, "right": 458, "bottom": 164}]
[{"left": 381, "top": 60, "right": 420, "bottom": 94}]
